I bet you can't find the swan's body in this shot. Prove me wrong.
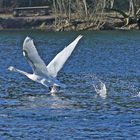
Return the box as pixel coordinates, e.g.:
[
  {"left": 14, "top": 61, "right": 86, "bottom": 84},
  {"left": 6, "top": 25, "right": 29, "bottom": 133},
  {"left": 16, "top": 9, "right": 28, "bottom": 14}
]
[{"left": 8, "top": 35, "right": 83, "bottom": 93}]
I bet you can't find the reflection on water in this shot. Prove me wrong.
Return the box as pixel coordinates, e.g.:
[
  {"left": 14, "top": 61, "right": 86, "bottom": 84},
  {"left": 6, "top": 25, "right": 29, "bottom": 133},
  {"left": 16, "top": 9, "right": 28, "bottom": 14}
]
[{"left": 0, "top": 30, "right": 140, "bottom": 139}]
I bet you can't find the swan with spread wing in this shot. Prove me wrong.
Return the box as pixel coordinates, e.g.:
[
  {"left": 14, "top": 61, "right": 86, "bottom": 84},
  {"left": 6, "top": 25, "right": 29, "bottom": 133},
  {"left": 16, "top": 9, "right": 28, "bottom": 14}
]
[{"left": 8, "top": 35, "right": 83, "bottom": 93}]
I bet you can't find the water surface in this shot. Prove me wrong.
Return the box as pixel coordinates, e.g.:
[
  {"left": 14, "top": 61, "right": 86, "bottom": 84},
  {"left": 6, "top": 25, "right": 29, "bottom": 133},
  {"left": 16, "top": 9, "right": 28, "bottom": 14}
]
[{"left": 0, "top": 30, "right": 140, "bottom": 139}]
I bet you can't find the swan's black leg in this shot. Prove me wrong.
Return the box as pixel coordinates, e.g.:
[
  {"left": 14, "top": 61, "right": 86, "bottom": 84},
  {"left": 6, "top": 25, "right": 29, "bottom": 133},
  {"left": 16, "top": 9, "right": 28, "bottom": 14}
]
[{"left": 49, "top": 86, "right": 52, "bottom": 91}]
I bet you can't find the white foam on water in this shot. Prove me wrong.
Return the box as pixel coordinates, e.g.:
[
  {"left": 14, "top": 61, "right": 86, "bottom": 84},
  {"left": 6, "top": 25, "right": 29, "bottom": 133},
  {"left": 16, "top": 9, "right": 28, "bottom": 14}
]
[
  {"left": 136, "top": 92, "right": 140, "bottom": 97},
  {"left": 91, "top": 74, "right": 107, "bottom": 99}
]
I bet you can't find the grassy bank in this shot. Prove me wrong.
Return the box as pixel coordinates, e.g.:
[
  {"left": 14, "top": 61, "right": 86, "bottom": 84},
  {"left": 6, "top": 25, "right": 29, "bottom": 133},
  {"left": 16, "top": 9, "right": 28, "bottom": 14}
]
[{"left": 0, "top": 13, "right": 139, "bottom": 31}]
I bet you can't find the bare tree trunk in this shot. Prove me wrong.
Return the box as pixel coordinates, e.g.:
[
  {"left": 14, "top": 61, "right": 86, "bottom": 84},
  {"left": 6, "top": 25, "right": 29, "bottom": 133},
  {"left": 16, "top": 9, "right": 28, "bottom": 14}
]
[
  {"left": 53, "top": 0, "right": 57, "bottom": 25},
  {"left": 61, "top": 0, "right": 67, "bottom": 16},
  {"left": 68, "top": 0, "right": 71, "bottom": 21},
  {"left": 52, "top": 0, "right": 113, "bottom": 31},
  {"left": 129, "top": 0, "right": 137, "bottom": 18},
  {"left": 83, "top": 0, "right": 88, "bottom": 17},
  {"left": 110, "top": 0, "right": 114, "bottom": 9}
]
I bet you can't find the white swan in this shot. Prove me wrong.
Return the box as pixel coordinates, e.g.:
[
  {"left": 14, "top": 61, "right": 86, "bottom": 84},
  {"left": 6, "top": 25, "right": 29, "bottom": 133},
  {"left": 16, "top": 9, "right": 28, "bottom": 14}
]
[{"left": 8, "top": 35, "right": 83, "bottom": 93}]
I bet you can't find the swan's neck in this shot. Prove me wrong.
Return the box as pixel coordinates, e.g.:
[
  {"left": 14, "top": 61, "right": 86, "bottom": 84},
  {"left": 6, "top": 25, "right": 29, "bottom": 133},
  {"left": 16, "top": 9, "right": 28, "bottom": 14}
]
[
  {"left": 14, "top": 68, "right": 40, "bottom": 82},
  {"left": 12, "top": 68, "right": 35, "bottom": 81},
  {"left": 14, "top": 68, "right": 29, "bottom": 76}
]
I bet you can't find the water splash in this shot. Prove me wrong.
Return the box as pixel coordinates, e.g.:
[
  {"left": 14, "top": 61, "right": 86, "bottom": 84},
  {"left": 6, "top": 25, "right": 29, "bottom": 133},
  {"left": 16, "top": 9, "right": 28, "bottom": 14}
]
[
  {"left": 137, "top": 92, "right": 140, "bottom": 97},
  {"left": 83, "top": 73, "right": 107, "bottom": 98},
  {"left": 91, "top": 74, "right": 107, "bottom": 99}
]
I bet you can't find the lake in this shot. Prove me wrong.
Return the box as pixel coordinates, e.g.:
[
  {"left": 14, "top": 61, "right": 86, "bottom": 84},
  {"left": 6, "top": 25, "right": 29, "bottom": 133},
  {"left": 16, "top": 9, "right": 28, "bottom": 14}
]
[{"left": 0, "top": 30, "right": 140, "bottom": 139}]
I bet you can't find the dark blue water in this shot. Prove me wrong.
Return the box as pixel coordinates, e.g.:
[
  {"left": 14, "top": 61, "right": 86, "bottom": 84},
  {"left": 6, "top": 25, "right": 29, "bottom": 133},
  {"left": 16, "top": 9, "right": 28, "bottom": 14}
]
[{"left": 0, "top": 30, "right": 140, "bottom": 139}]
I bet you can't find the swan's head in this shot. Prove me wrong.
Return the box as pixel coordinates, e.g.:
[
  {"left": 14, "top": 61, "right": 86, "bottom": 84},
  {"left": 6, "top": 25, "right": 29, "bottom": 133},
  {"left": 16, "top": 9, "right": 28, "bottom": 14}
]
[{"left": 8, "top": 66, "right": 16, "bottom": 71}]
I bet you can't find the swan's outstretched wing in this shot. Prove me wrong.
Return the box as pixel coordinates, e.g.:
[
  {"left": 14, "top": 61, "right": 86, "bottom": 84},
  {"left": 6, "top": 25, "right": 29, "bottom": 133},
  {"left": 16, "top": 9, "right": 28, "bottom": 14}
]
[
  {"left": 23, "top": 37, "right": 48, "bottom": 75},
  {"left": 47, "top": 35, "right": 83, "bottom": 77}
]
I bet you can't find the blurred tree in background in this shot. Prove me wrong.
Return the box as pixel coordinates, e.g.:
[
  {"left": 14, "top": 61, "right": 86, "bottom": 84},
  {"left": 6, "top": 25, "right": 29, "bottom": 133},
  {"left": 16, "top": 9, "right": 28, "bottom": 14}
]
[
  {"left": 0, "top": 0, "right": 140, "bottom": 11},
  {"left": 0, "top": 0, "right": 140, "bottom": 30},
  {"left": 0, "top": 0, "right": 52, "bottom": 8},
  {"left": 0, "top": 0, "right": 139, "bottom": 9}
]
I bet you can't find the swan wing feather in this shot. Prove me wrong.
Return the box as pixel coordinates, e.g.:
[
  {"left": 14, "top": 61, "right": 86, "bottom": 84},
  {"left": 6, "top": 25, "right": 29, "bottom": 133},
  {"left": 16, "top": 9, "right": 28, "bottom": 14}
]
[
  {"left": 23, "top": 37, "right": 48, "bottom": 75},
  {"left": 46, "top": 35, "right": 83, "bottom": 77}
]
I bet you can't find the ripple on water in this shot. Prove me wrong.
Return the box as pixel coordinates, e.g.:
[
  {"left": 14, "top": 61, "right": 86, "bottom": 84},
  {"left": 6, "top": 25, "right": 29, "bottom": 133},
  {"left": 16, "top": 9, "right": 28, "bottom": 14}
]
[{"left": 0, "top": 31, "right": 140, "bottom": 139}]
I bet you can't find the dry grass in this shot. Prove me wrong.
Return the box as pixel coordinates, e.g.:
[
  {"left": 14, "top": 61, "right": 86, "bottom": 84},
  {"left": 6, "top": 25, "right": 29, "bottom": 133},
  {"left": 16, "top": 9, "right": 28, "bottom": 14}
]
[{"left": 0, "top": 14, "right": 13, "bottom": 18}]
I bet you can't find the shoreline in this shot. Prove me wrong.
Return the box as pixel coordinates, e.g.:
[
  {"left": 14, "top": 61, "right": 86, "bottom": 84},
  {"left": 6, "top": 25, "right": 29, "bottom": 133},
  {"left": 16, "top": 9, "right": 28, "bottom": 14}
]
[
  {"left": 0, "top": 16, "right": 55, "bottom": 31},
  {"left": 0, "top": 16, "right": 139, "bottom": 31}
]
